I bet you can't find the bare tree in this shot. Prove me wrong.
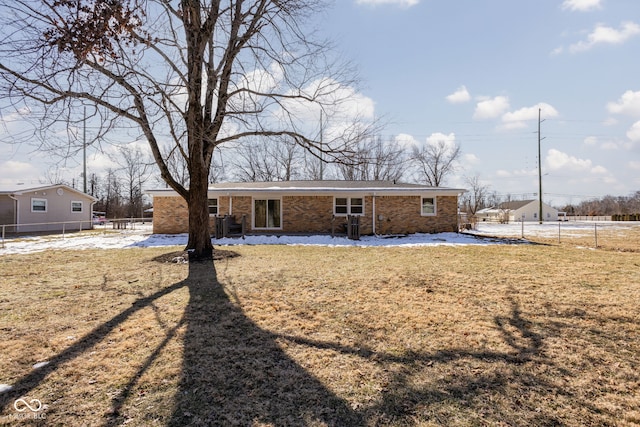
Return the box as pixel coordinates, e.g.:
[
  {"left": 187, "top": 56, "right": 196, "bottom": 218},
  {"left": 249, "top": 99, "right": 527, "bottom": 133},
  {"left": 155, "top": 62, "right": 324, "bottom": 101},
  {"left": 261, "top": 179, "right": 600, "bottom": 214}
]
[
  {"left": 0, "top": 0, "right": 374, "bottom": 259},
  {"left": 115, "top": 145, "right": 152, "bottom": 218},
  {"left": 42, "top": 167, "right": 71, "bottom": 187},
  {"left": 413, "top": 140, "right": 461, "bottom": 187},
  {"left": 302, "top": 152, "right": 326, "bottom": 180},
  {"left": 231, "top": 137, "right": 302, "bottom": 182},
  {"left": 104, "top": 168, "right": 124, "bottom": 218},
  {"left": 461, "top": 174, "right": 488, "bottom": 229},
  {"left": 336, "top": 136, "right": 406, "bottom": 181}
]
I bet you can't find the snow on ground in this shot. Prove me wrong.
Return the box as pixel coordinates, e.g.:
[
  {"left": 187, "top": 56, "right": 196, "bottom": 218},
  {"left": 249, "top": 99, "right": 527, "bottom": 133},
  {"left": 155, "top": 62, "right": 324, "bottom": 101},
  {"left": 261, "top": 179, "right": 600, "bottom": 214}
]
[{"left": 1, "top": 222, "right": 638, "bottom": 255}]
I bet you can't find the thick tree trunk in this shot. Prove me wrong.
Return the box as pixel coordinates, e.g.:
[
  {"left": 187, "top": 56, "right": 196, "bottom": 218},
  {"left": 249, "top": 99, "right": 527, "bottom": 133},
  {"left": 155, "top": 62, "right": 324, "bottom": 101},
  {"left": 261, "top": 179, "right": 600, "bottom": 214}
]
[{"left": 186, "top": 167, "right": 213, "bottom": 261}]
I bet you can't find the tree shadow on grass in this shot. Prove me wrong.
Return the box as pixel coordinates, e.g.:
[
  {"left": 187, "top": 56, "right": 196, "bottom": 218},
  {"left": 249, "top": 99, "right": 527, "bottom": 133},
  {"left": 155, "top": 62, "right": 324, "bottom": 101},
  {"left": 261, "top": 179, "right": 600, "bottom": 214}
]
[
  {"left": 1, "top": 259, "right": 614, "bottom": 426},
  {"left": 166, "top": 259, "right": 363, "bottom": 426},
  {"left": 0, "top": 257, "right": 363, "bottom": 426},
  {"left": 275, "top": 296, "right": 575, "bottom": 426}
]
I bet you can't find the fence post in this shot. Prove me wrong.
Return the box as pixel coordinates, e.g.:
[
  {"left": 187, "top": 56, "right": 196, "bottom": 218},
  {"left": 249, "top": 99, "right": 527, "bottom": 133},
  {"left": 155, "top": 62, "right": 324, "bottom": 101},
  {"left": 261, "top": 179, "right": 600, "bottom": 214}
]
[
  {"left": 521, "top": 215, "right": 525, "bottom": 238},
  {"left": 594, "top": 223, "right": 598, "bottom": 248},
  {"left": 1, "top": 225, "right": 4, "bottom": 249},
  {"left": 558, "top": 221, "right": 561, "bottom": 244},
  {"left": 62, "top": 223, "right": 66, "bottom": 239}
]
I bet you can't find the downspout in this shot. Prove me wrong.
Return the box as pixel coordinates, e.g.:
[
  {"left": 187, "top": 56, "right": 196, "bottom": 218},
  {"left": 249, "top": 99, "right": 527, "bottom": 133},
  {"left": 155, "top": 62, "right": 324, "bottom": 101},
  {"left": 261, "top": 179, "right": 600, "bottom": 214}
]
[
  {"left": 228, "top": 193, "right": 232, "bottom": 216},
  {"left": 372, "top": 193, "right": 376, "bottom": 235},
  {"left": 91, "top": 201, "right": 97, "bottom": 229},
  {"left": 8, "top": 194, "right": 18, "bottom": 233}
]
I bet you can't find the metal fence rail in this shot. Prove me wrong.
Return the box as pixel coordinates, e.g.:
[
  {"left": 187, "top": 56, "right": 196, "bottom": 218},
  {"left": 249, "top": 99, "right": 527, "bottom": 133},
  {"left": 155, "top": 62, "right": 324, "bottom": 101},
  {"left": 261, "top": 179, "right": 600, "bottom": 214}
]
[{"left": 1, "top": 218, "right": 151, "bottom": 249}]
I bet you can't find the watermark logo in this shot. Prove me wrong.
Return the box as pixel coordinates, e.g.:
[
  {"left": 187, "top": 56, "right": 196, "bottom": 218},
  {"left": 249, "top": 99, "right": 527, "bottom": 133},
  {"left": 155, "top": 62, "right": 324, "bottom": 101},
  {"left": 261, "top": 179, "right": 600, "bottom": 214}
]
[
  {"left": 2, "top": 397, "right": 46, "bottom": 421},
  {"left": 14, "top": 398, "right": 42, "bottom": 412}
]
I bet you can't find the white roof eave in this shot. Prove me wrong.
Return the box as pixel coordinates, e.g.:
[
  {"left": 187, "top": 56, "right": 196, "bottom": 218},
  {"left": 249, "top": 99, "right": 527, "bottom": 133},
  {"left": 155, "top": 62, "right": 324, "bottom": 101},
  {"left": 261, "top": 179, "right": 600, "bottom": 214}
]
[{"left": 145, "top": 187, "right": 466, "bottom": 197}]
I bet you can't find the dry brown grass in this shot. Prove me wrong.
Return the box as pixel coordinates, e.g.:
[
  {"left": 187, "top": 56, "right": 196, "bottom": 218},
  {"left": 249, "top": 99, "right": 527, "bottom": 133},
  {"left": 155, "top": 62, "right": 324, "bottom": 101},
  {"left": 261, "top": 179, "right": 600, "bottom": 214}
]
[{"left": 1, "top": 239, "right": 639, "bottom": 426}]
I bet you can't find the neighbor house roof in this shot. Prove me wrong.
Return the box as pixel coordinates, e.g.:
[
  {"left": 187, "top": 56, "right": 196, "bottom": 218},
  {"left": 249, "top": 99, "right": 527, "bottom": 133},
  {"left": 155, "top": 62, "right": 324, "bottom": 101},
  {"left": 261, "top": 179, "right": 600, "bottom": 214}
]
[
  {"left": 0, "top": 183, "right": 97, "bottom": 200},
  {"left": 497, "top": 200, "right": 536, "bottom": 210},
  {"left": 146, "top": 180, "right": 466, "bottom": 197}
]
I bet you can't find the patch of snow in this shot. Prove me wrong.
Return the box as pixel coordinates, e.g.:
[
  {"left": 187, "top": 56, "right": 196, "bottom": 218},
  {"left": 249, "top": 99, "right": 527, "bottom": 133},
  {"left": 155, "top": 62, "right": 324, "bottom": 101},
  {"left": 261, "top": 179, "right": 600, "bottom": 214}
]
[
  {"left": 32, "top": 361, "right": 49, "bottom": 369},
  {"left": 1, "top": 221, "right": 638, "bottom": 255},
  {"left": 0, "top": 384, "right": 13, "bottom": 393}
]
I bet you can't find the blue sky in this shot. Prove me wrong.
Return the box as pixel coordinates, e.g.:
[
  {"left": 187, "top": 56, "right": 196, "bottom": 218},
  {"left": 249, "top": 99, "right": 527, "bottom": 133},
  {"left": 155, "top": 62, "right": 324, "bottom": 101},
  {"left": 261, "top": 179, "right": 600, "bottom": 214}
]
[
  {"left": 1, "top": 0, "right": 639, "bottom": 207},
  {"left": 317, "top": 0, "right": 640, "bottom": 205}
]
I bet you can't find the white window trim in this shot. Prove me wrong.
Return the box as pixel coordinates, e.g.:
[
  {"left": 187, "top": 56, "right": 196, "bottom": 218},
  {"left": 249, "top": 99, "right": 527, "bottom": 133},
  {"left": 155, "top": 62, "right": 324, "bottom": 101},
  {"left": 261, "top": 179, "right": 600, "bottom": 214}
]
[
  {"left": 252, "top": 197, "right": 283, "bottom": 230},
  {"left": 31, "top": 198, "right": 48, "bottom": 213},
  {"left": 71, "top": 201, "right": 83, "bottom": 213},
  {"left": 421, "top": 196, "right": 437, "bottom": 216},
  {"left": 333, "top": 197, "right": 365, "bottom": 216},
  {"left": 208, "top": 198, "right": 218, "bottom": 216}
]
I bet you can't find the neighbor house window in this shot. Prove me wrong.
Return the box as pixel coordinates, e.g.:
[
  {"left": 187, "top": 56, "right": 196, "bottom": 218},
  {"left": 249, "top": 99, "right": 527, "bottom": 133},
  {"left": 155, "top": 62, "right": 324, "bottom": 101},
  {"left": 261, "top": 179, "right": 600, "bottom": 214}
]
[
  {"left": 334, "top": 197, "right": 364, "bottom": 216},
  {"left": 421, "top": 197, "right": 436, "bottom": 216},
  {"left": 254, "top": 199, "right": 281, "bottom": 228},
  {"left": 31, "top": 198, "right": 47, "bottom": 213},
  {"left": 71, "top": 201, "right": 83, "bottom": 213},
  {"left": 208, "top": 198, "right": 218, "bottom": 216}
]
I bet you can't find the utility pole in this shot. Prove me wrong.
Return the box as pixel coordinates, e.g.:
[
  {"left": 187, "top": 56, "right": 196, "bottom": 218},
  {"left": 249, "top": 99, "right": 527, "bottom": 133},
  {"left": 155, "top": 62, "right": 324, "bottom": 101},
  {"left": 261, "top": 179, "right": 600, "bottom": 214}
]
[
  {"left": 83, "top": 106, "right": 87, "bottom": 194},
  {"left": 319, "top": 109, "right": 323, "bottom": 181},
  {"left": 537, "top": 108, "right": 543, "bottom": 224}
]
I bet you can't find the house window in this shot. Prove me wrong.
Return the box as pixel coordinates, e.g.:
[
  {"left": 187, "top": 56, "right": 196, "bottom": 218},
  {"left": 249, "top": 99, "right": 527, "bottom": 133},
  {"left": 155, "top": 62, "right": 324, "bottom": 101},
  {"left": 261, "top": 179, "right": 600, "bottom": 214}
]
[
  {"left": 71, "top": 201, "right": 83, "bottom": 213},
  {"left": 334, "top": 197, "right": 364, "bottom": 216},
  {"left": 208, "top": 198, "right": 218, "bottom": 216},
  {"left": 31, "top": 198, "right": 47, "bottom": 213},
  {"left": 421, "top": 197, "right": 436, "bottom": 216},
  {"left": 254, "top": 199, "right": 281, "bottom": 229}
]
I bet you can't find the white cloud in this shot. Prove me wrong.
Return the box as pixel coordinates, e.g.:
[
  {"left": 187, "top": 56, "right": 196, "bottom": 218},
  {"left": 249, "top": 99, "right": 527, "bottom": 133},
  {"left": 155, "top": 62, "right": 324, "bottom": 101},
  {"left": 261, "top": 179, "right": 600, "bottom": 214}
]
[
  {"left": 629, "top": 161, "right": 640, "bottom": 170},
  {"left": 463, "top": 153, "right": 480, "bottom": 165},
  {"left": 495, "top": 168, "right": 536, "bottom": 178},
  {"left": 446, "top": 86, "right": 471, "bottom": 104},
  {"left": 473, "top": 96, "right": 510, "bottom": 120},
  {"left": 425, "top": 132, "right": 456, "bottom": 150},
  {"left": 545, "top": 148, "right": 607, "bottom": 175},
  {"left": 569, "top": 22, "right": 640, "bottom": 53},
  {"left": 500, "top": 103, "right": 559, "bottom": 130},
  {"left": 583, "top": 136, "right": 598, "bottom": 146},
  {"left": 626, "top": 121, "right": 640, "bottom": 142},
  {"left": 0, "top": 160, "right": 39, "bottom": 180},
  {"left": 355, "top": 0, "right": 419, "bottom": 7},
  {"left": 561, "top": 0, "right": 602, "bottom": 12},
  {"left": 607, "top": 90, "right": 640, "bottom": 117},
  {"left": 278, "top": 77, "right": 376, "bottom": 142},
  {"left": 550, "top": 46, "right": 564, "bottom": 56},
  {"left": 601, "top": 141, "right": 620, "bottom": 150},
  {"left": 394, "top": 133, "right": 418, "bottom": 149}
]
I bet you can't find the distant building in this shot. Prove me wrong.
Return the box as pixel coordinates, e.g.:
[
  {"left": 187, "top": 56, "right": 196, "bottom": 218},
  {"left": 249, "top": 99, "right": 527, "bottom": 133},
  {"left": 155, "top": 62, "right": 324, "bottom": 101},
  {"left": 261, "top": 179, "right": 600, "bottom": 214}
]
[
  {"left": 0, "top": 184, "right": 97, "bottom": 233},
  {"left": 476, "top": 200, "right": 559, "bottom": 223}
]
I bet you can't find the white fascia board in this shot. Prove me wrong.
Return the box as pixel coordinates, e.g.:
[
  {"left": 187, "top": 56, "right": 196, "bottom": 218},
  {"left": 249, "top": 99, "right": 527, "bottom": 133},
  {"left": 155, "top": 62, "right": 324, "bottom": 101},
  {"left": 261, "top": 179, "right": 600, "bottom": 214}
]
[
  {"left": 146, "top": 187, "right": 466, "bottom": 197},
  {"left": 4, "top": 183, "right": 98, "bottom": 201}
]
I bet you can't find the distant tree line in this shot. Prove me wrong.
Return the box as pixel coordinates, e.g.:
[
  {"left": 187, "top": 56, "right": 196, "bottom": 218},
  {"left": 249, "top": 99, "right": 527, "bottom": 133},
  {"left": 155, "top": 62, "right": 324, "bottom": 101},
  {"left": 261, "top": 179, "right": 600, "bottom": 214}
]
[
  {"left": 225, "top": 134, "right": 461, "bottom": 185},
  {"left": 559, "top": 192, "right": 640, "bottom": 216}
]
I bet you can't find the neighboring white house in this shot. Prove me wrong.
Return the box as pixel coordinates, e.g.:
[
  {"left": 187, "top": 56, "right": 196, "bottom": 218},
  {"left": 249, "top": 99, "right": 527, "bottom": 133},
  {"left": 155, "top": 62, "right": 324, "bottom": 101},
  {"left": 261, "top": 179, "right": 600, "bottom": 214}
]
[
  {"left": 0, "top": 183, "right": 97, "bottom": 233},
  {"left": 476, "top": 200, "right": 559, "bottom": 223}
]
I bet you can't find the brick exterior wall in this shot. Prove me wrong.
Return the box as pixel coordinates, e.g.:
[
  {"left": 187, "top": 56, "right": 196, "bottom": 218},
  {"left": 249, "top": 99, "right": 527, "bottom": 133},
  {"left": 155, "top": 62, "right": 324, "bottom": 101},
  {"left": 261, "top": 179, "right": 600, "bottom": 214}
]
[
  {"left": 283, "top": 196, "right": 334, "bottom": 233},
  {"left": 152, "top": 194, "right": 459, "bottom": 235},
  {"left": 152, "top": 196, "right": 189, "bottom": 234},
  {"left": 374, "top": 195, "right": 459, "bottom": 234}
]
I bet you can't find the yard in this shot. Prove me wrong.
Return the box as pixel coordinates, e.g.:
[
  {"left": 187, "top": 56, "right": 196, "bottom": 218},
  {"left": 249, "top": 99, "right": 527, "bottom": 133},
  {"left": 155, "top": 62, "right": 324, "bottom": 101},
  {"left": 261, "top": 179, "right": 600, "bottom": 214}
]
[{"left": 1, "top": 230, "right": 639, "bottom": 425}]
